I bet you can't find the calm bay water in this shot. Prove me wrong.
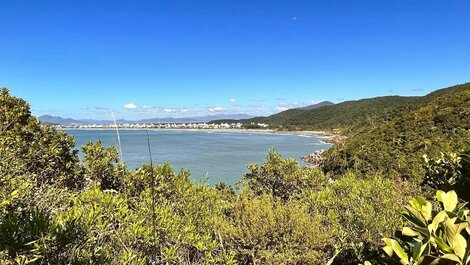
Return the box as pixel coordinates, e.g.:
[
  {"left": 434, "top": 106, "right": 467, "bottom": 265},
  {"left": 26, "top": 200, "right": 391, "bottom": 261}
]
[{"left": 67, "top": 129, "right": 331, "bottom": 185}]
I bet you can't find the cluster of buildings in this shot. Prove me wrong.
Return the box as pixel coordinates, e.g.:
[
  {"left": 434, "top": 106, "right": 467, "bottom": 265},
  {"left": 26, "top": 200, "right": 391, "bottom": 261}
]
[{"left": 54, "top": 122, "right": 252, "bottom": 130}]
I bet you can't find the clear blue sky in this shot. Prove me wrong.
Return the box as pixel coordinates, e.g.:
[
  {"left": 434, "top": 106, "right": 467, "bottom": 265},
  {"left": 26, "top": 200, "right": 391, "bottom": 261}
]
[{"left": 1, "top": 0, "right": 469, "bottom": 120}]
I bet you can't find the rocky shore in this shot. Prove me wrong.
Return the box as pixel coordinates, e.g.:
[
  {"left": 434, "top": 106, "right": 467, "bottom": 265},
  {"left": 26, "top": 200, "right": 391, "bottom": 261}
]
[
  {"left": 321, "top": 134, "right": 344, "bottom": 144},
  {"left": 301, "top": 149, "right": 325, "bottom": 167}
]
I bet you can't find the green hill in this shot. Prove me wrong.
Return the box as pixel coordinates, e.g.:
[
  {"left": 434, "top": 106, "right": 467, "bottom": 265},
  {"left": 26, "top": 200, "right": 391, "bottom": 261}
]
[
  {"left": 323, "top": 82, "right": 470, "bottom": 182},
  {"left": 249, "top": 96, "right": 417, "bottom": 130},
  {"left": 227, "top": 83, "right": 470, "bottom": 131}
]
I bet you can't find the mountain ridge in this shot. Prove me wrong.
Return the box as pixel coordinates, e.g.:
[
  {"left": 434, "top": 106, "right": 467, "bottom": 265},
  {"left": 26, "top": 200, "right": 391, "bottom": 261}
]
[
  {"left": 297, "top": 101, "right": 335, "bottom": 110},
  {"left": 39, "top": 114, "right": 253, "bottom": 125},
  {"left": 211, "top": 83, "right": 470, "bottom": 130}
]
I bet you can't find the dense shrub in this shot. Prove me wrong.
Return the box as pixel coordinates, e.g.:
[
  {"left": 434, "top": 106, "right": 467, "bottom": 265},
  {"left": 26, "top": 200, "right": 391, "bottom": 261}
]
[
  {"left": 301, "top": 173, "right": 412, "bottom": 264},
  {"left": 0, "top": 88, "right": 82, "bottom": 189},
  {"left": 243, "top": 149, "right": 329, "bottom": 201},
  {"left": 423, "top": 142, "right": 470, "bottom": 201},
  {"left": 217, "top": 191, "right": 335, "bottom": 264}
]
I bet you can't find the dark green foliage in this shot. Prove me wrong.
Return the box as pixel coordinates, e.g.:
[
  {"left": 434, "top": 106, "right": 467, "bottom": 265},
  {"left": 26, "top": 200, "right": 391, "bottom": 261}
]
[
  {"left": 82, "top": 141, "right": 125, "bottom": 191},
  {"left": 0, "top": 88, "right": 82, "bottom": 189},
  {"left": 243, "top": 96, "right": 418, "bottom": 131},
  {"left": 423, "top": 142, "right": 470, "bottom": 201},
  {"left": 322, "top": 84, "right": 470, "bottom": 183}
]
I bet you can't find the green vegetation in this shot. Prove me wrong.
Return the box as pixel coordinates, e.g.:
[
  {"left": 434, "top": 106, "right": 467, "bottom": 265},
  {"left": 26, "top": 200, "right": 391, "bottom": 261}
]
[
  {"left": 422, "top": 142, "right": 470, "bottom": 201},
  {"left": 0, "top": 82, "right": 469, "bottom": 264},
  {"left": 322, "top": 83, "right": 470, "bottom": 183},
  {"left": 382, "top": 190, "right": 470, "bottom": 264},
  {"left": 245, "top": 96, "right": 418, "bottom": 131}
]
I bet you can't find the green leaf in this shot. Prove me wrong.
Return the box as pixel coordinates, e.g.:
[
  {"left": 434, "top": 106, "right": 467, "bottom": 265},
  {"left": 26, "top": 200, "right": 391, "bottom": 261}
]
[
  {"left": 433, "top": 235, "right": 454, "bottom": 253},
  {"left": 452, "top": 233, "right": 466, "bottom": 260},
  {"left": 404, "top": 206, "right": 427, "bottom": 227},
  {"left": 437, "top": 190, "right": 458, "bottom": 212},
  {"left": 444, "top": 217, "right": 468, "bottom": 245},
  {"left": 429, "top": 211, "right": 447, "bottom": 233},
  {"left": 442, "top": 253, "right": 461, "bottom": 263},
  {"left": 383, "top": 238, "right": 409, "bottom": 263},
  {"left": 403, "top": 227, "right": 420, "bottom": 237},
  {"left": 411, "top": 241, "right": 427, "bottom": 261}
]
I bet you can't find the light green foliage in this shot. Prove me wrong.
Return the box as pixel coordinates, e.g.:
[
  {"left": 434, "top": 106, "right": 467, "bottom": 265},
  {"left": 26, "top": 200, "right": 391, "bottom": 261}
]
[
  {"left": 241, "top": 152, "right": 409, "bottom": 264},
  {"left": 0, "top": 184, "right": 71, "bottom": 264},
  {"left": 302, "top": 173, "right": 410, "bottom": 264},
  {"left": 217, "top": 190, "right": 335, "bottom": 264},
  {"left": 243, "top": 149, "right": 329, "bottom": 200},
  {"left": 383, "top": 190, "right": 470, "bottom": 265},
  {"left": 1, "top": 169, "right": 231, "bottom": 264}
]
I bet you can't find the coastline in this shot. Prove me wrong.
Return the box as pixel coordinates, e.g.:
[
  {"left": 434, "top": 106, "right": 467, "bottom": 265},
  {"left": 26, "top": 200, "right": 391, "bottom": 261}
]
[{"left": 57, "top": 127, "right": 333, "bottom": 137}]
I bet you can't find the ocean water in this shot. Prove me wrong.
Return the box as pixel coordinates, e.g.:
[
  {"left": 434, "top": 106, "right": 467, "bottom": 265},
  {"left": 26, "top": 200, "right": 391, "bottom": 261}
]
[{"left": 66, "top": 129, "right": 331, "bottom": 186}]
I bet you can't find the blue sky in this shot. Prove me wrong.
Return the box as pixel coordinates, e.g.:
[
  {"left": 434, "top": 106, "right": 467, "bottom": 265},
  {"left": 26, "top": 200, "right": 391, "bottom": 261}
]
[{"left": 1, "top": 0, "right": 469, "bottom": 120}]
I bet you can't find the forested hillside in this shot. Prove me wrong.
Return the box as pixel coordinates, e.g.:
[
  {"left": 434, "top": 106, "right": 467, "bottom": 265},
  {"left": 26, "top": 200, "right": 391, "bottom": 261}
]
[
  {"left": 247, "top": 96, "right": 418, "bottom": 130},
  {"left": 231, "top": 83, "right": 470, "bottom": 132},
  {"left": 1, "top": 84, "right": 469, "bottom": 264},
  {"left": 323, "top": 83, "right": 470, "bottom": 182}
]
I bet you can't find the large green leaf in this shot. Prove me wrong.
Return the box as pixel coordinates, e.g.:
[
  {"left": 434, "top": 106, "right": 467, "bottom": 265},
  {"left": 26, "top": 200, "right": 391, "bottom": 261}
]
[
  {"left": 452, "top": 233, "right": 467, "bottom": 260},
  {"left": 441, "top": 253, "right": 461, "bottom": 263},
  {"left": 444, "top": 217, "right": 469, "bottom": 246},
  {"left": 437, "top": 190, "right": 458, "bottom": 212},
  {"left": 383, "top": 238, "right": 410, "bottom": 264},
  {"left": 403, "top": 227, "right": 420, "bottom": 237},
  {"left": 429, "top": 211, "right": 448, "bottom": 233}
]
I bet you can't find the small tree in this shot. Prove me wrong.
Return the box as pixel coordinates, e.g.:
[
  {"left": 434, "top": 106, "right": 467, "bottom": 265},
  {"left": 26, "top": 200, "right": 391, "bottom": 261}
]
[
  {"left": 82, "top": 141, "right": 125, "bottom": 191},
  {"left": 243, "top": 149, "right": 328, "bottom": 200}
]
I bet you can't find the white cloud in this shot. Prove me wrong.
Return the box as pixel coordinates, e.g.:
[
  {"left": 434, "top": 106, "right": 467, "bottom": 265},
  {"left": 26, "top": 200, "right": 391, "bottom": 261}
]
[
  {"left": 229, "top": 98, "right": 237, "bottom": 103},
  {"left": 123, "top": 103, "right": 137, "bottom": 110},
  {"left": 180, "top": 109, "right": 189, "bottom": 113},
  {"left": 163, "top": 108, "right": 174, "bottom": 113},
  {"left": 208, "top": 107, "right": 224, "bottom": 112},
  {"left": 277, "top": 106, "right": 289, "bottom": 111}
]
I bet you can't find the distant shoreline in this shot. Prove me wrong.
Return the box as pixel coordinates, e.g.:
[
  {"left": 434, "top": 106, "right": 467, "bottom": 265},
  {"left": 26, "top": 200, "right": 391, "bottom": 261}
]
[{"left": 57, "top": 127, "right": 333, "bottom": 137}]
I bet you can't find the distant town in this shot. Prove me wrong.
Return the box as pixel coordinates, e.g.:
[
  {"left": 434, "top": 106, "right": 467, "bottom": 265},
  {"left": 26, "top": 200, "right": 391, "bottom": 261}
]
[{"left": 52, "top": 122, "right": 270, "bottom": 130}]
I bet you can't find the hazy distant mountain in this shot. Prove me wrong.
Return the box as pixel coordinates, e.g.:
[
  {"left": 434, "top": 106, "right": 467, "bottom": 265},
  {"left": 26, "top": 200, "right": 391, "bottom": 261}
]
[
  {"left": 39, "top": 115, "right": 83, "bottom": 125},
  {"left": 38, "top": 114, "right": 253, "bottom": 125},
  {"left": 297, "top": 101, "right": 335, "bottom": 110},
  {"left": 138, "top": 114, "right": 252, "bottom": 123}
]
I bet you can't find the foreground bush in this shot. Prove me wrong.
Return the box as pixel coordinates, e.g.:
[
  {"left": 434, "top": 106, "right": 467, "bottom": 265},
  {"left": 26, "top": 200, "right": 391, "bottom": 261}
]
[
  {"left": 217, "top": 191, "right": 335, "bottom": 264},
  {"left": 301, "top": 173, "right": 411, "bottom": 264},
  {"left": 383, "top": 190, "right": 470, "bottom": 264}
]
